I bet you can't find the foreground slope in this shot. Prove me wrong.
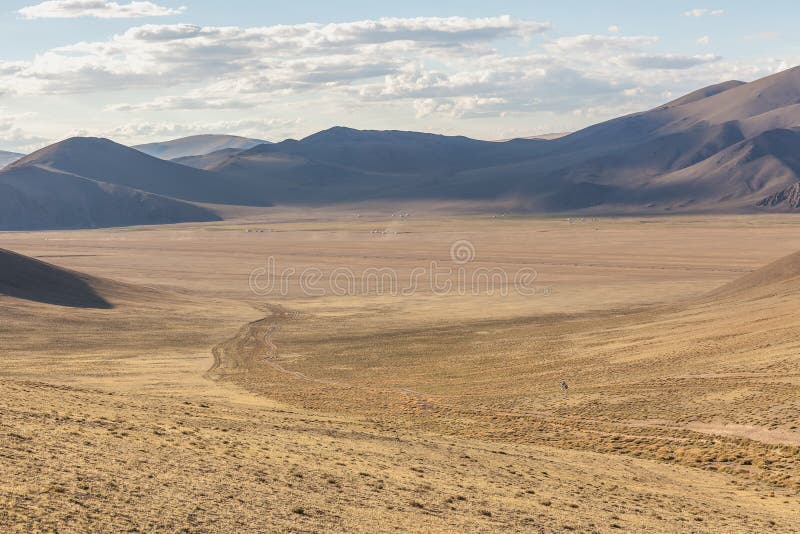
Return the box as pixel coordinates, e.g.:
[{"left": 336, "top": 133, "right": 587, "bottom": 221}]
[
  {"left": 0, "top": 164, "right": 220, "bottom": 230},
  {"left": 3, "top": 377, "right": 797, "bottom": 533},
  {"left": 0, "top": 248, "right": 112, "bottom": 308},
  {"left": 706, "top": 247, "right": 800, "bottom": 300},
  {"left": 134, "top": 134, "right": 268, "bottom": 160}
]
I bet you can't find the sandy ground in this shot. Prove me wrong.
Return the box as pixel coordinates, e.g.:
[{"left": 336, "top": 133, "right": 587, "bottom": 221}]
[{"left": 1, "top": 209, "right": 799, "bottom": 531}]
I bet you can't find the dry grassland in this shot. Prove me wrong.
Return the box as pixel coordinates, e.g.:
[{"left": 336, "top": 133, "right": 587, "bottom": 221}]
[{"left": 1, "top": 209, "right": 799, "bottom": 531}]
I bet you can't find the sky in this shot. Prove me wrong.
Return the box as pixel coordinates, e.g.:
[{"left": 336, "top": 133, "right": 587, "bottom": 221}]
[{"left": 0, "top": 1, "right": 798, "bottom": 152}]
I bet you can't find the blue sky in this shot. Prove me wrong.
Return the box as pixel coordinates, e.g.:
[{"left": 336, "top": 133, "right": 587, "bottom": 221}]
[{"left": 0, "top": 1, "right": 798, "bottom": 151}]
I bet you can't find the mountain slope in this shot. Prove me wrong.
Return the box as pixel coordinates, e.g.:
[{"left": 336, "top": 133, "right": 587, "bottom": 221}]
[
  {"left": 642, "top": 128, "right": 800, "bottom": 209},
  {"left": 660, "top": 66, "right": 800, "bottom": 136},
  {"left": 455, "top": 67, "right": 800, "bottom": 211},
  {"left": 707, "top": 249, "right": 800, "bottom": 301},
  {"left": 9, "top": 137, "right": 270, "bottom": 206},
  {"left": 134, "top": 135, "right": 268, "bottom": 160},
  {"left": 171, "top": 148, "right": 245, "bottom": 170},
  {"left": 200, "top": 66, "right": 800, "bottom": 209},
  {"left": 222, "top": 127, "right": 549, "bottom": 174},
  {"left": 662, "top": 80, "right": 746, "bottom": 108},
  {"left": 210, "top": 128, "right": 553, "bottom": 202},
  {"left": 0, "top": 164, "right": 220, "bottom": 230},
  {"left": 0, "top": 150, "right": 24, "bottom": 168}
]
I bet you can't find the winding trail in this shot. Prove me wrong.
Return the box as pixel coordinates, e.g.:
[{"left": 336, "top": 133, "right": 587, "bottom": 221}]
[{"left": 209, "top": 303, "right": 438, "bottom": 406}]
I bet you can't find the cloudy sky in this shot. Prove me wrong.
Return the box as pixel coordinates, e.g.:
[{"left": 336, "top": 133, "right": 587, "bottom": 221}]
[{"left": 0, "top": 0, "right": 798, "bottom": 151}]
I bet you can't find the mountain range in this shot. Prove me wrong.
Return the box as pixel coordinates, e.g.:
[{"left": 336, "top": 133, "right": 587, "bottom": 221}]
[{"left": 2, "top": 65, "right": 800, "bottom": 230}]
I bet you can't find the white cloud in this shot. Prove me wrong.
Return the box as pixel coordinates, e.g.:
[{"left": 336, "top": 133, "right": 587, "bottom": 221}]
[
  {"left": 0, "top": 111, "right": 47, "bottom": 151},
  {"left": 414, "top": 96, "right": 508, "bottom": 119},
  {"left": 696, "top": 35, "right": 711, "bottom": 45},
  {"left": 0, "top": 14, "right": 797, "bottom": 146},
  {"left": 624, "top": 53, "right": 720, "bottom": 70},
  {"left": 683, "top": 8, "right": 724, "bottom": 18},
  {"left": 608, "top": 25, "right": 620, "bottom": 33},
  {"left": 5, "top": 17, "right": 549, "bottom": 95},
  {"left": 101, "top": 118, "right": 300, "bottom": 143},
  {"left": 19, "top": 1, "right": 186, "bottom": 19},
  {"left": 544, "top": 34, "right": 659, "bottom": 55},
  {"left": 108, "top": 95, "right": 261, "bottom": 112},
  {"left": 745, "top": 32, "right": 781, "bottom": 41}
]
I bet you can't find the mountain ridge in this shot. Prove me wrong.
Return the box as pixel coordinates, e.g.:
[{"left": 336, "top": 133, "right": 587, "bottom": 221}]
[
  {"left": 0, "top": 163, "right": 221, "bottom": 230},
  {"left": 10, "top": 137, "right": 271, "bottom": 206},
  {"left": 0, "top": 150, "right": 24, "bottom": 169},
  {"left": 7, "top": 65, "right": 800, "bottom": 219},
  {"left": 134, "top": 134, "right": 268, "bottom": 160}
]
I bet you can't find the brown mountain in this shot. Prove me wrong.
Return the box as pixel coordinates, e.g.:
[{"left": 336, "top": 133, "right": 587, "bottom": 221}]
[
  {"left": 200, "top": 66, "right": 800, "bottom": 211},
  {"left": 6, "top": 66, "right": 800, "bottom": 218},
  {"left": 9, "top": 137, "right": 270, "bottom": 206},
  {"left": 0, "top": 164, "right": 220, "bottom": 230}
]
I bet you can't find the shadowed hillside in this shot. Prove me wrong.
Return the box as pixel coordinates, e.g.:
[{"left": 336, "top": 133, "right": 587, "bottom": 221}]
[
  {"left": 9, "top": 137, "right": 269, "bottom": 206},
  {"left": 0, "top": 248, "right": 112, "bottom": 308},
  {"left": 0, "top": 164, "right": 220, "bottom": 230}
]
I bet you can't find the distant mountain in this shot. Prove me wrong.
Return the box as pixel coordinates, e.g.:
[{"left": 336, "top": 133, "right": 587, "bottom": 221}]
[
  {"left": 209, "top": 127, "right": 551, "bottom": 202},
  {"left": 0, "top": 150, "right": 24, "bottom": 168},
  {"left": 171, "top": 148, "right": 245, "bottom": 170},
  {"left": 10, "top": 137, "right": 271, "bottom": 206},
  {"left": 162, "top": 64, "right": 800, "bottom": 212},
  {"left": 134, "top": 134, "right": 268, "bottom": 160},
  {"left": 0, "top": 164, "right": 220, "bottom": 230},
  {"left": 7, "top": 66, "right": 800, "bottom": 219},
  {"left": 234, "top": 127, "right": 548, "bottom": 174},
  {"left": 203, "top": 65, "right": 800, "bottom": 212},
  {"left": 516, "top": 66, "right": 800, "bottom": 211},
  {"left": 504, "top": 132, "right": 571, "bottom": 141}
]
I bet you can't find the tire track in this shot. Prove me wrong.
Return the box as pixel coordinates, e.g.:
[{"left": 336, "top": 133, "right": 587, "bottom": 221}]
[{"left": 209, "top": 303, "right": 439, "bottom": 407}]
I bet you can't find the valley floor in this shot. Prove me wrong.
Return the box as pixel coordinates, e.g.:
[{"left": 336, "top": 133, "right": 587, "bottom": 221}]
[{"left": 1, "top": 210, "right": 799, "bottom": 532}]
